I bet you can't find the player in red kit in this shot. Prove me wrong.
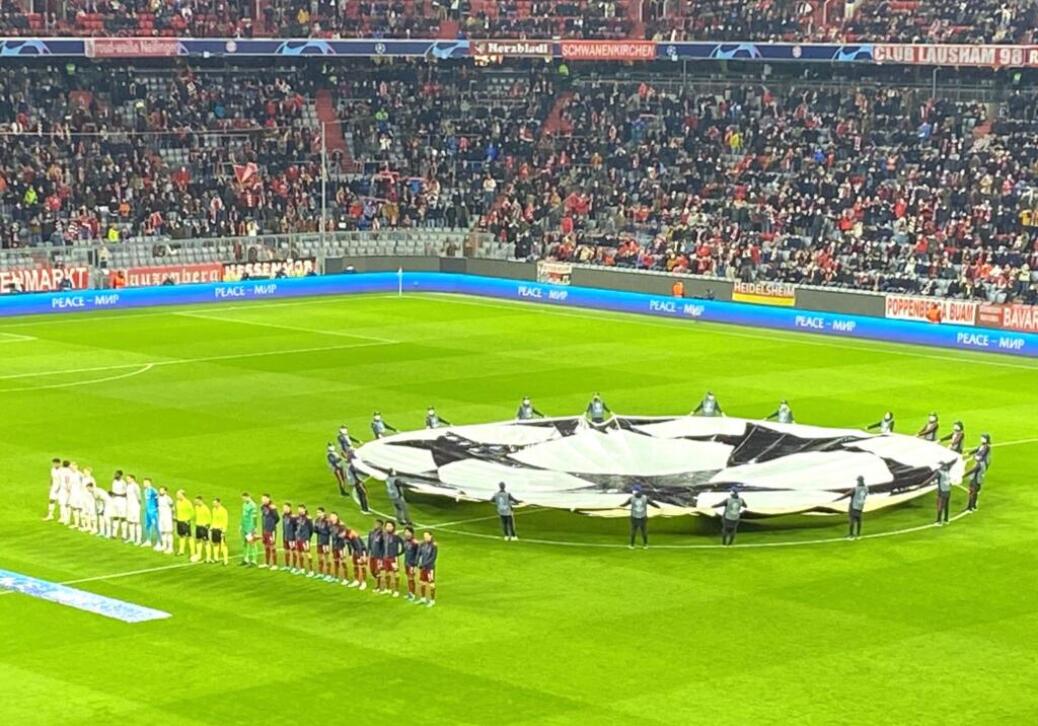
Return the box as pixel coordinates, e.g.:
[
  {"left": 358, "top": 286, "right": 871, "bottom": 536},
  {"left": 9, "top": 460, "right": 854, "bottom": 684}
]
[
  {"left": 280, "top": 502, "right": 297, "bottom": 572},
  {"left": 346, "top": 526, "right": 367, "bottom": 590},
  {"left": 380, "top": 520, "right": 404, "bottom": 597},
  {"left": 260, "top": 494, "right": 280, "bottom": 569},
  {"left": 402, "top": 526, "right": 420, "bottom": 601},
  {"left": 329, "top": 513, "right": 347, "bottom": 583}
]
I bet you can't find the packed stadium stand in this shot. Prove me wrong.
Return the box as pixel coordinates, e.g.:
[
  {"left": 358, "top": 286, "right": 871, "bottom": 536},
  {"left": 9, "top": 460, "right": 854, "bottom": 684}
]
[
  {"left": 0, "top": 1, "right": 1032, "bottom": 43},
  {"left": 1, "top": 57, "right": 1037, "bottom": 303}
]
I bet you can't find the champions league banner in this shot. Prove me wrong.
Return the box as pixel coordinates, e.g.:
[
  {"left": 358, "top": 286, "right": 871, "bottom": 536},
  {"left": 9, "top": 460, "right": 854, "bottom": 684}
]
[
  {"left": 5, "top": 36, "right": 1038, "bottom": 67},
  {"left": 1, "top": 272, "right": 1036, "bottom": 357},
  {"left": 351, "top": 415, "right": 963, "bottom": 518}
]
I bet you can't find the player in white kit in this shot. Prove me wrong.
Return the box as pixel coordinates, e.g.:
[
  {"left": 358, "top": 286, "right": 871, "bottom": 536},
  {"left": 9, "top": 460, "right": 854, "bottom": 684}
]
[
  {"left": 157, "top": 486, "right": 175, "bottom": 554},
  {"left": 57, "top": 459, "right": 72, "bottom": 525},
  {"left": 80, "top": 466, "right": 97, "bottom": 533},
  {"left": 68, "top": 462, "right": 86, "bottom": 530},
  {"left": 87, "top": 482, "right": 112, "bottom": 538},
  {"left": 45, "top": 458, "right": 62, "bottom": 521},
  {"left": 109, "top": 470, "right": 128, "bottom": 540},
  {"left": 124, "top": 474, "right": 142, "bottom": 544}
]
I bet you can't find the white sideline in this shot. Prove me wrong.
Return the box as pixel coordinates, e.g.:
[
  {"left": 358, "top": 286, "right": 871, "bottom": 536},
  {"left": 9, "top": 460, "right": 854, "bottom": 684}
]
[
  {"left": 0, "top": 340, "right": 397, "bottom": 385},
  {"left": 419, "top": 293, "right": 1038, "bottom": 372}
]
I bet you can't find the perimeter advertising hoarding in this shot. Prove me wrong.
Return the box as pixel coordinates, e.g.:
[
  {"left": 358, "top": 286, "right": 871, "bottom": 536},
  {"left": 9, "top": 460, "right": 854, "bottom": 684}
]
[
  {"left": 2, "top": 273, "right": 1034, "bottom": 358},
  {"left": 732, "top": 281, "right": 796, "bottom": 306},
  {"left": 978, "top": 303, "right": 1038, "bottom": 333},
  {"left": 0, "top": 266, "right": 91, "bottom": 293},
  {"left": 885, "top": 294, "right": 978, "bottom": 326}
]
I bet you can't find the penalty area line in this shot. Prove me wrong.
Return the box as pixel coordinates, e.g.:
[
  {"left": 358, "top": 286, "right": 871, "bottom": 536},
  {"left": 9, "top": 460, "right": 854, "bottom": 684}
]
[
  {"left": 0, "top": 340, "right": 396, "bottom": 385},
  {"left": 0, "top": 331, "right": 37, "bottom": 343},
  {"left": 0, "top": 363, "right": 155, "bottom": 394}
]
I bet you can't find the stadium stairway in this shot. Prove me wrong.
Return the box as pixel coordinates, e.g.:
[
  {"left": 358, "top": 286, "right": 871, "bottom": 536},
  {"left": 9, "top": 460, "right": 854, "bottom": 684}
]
[
  {"left": 315, "top": 89, "right": 352, "bottom": 171},
  {"left": 628, "top": 0, "right": 645, "bottom": 37},
  {"left": 541, "top": 92, "right": 576, "bottom": 137}
]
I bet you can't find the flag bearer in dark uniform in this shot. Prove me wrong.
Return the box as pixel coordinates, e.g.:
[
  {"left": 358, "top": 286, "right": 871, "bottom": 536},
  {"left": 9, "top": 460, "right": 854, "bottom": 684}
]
[
  {"left": 848, "top": 476, "right": 868, "bottom": 538},
  {"left": 370, "top": 412, "right": 397, "bottom": 439},
  {"left": 966, "top": 434, "right": 991, "bottom": 512},
  {"left": 586, "top": 393, "right": 611, "bottom": 424},
  {"left": 941, "top": 421, "right": 965, "bottom": 453},
  {"left": 620, "top": 485, "right": 660, "bottom": 549},
  {"left": 721, "top": 488, "right": 748, "bottom": 545},
  {"left": 934, "top": 461, "right": 953, "bottom": 525},
  {"left": 917, "top": 413, "right": 939, "bottom": 441}
]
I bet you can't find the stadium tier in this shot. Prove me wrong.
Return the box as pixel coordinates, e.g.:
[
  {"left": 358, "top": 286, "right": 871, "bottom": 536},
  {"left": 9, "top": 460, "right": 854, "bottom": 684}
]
[
  {"left": 0, "top": 1, "right": 1035, "bottom": 43},
  {"left": 2, "top": 59, "right": 1036, "bottom": 304}
]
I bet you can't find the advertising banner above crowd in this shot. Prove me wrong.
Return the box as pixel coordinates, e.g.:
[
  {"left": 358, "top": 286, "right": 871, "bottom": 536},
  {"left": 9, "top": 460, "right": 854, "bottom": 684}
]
[
  {"left": 537, "top": 261, "right": 573, "bottom": 285},
  {"left": 559, "top": 40, "right": 656, "bottom": 61},
  {"left": 123, "top": 263, "right": 224, "bottom": 288},
  {"left": 978, "top": 303, "right": 1038, "bottom": 333},
  {"left": 732, "top": 281, "right": 796, "bottom": 307},
  {"left": 223, "top": 258, "right": 317, "bottom": 282},
  {"left": 0, "top": 266, "right": 91, "bottom": 294},
  {"left": 884, "top": 294, "right": 978, "bottom": 326},
  {"left": 470, "top": 40, "right": 552, "bottom": 58},
  {"left": 6, "top": 36, "right": 1038, "bottom": 67}
]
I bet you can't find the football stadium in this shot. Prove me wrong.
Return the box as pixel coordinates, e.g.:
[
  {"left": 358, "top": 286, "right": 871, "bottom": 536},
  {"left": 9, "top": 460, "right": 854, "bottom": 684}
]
[{"left": 2, "top": 2, "right": 1038, "bottom": 724}]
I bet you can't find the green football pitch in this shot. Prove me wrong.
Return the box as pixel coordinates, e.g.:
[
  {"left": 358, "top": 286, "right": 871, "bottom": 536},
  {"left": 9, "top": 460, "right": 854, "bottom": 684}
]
[{"left": 1, "top": 291, "right": 1036, "bottom": 725}]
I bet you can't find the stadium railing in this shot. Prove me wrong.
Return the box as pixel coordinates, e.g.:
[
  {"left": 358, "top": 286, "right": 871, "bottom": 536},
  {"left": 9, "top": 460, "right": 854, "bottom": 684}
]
[{"left": 0, "top": 230, "right": 506, "bottom": 292}]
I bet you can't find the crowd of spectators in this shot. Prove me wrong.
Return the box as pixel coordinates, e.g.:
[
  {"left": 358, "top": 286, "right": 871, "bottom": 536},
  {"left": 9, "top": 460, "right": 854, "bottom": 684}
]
[
  {"left": 2, "top": 0, "right": 1038, "bottom": 45},
  {"left": 840, "top": 0, "right": 1038, "bottom": 45},
  {"left": 483, "top": 79, "right": 1038, "bottom": 303},
  {"left": 643, "top": 0, "right": 825, "bottom": 43},
  {"left": 460, "top": 1, "right": 633, "bottom": 40},
  {"left": 2, "top": 59, "right": 1038, "bottom": 303},
  {"left": 0, "top": 0, "right": 257, "bottom": 38},
  {"left": 0, "top": 61, "right": 550, "bottom": 246},
  {"left": 332, "top": 63, "right": 554, "bottom": 231},
  {"left": 0, "top": 62, "right": 336, "bottom": 245}
]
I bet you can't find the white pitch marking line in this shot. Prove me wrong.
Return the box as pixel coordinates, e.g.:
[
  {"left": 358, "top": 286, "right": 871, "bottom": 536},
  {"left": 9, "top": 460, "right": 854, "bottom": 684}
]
[
  {"left": 419, "top": 293, "right": 1038, "bottom": 372},
  {"left": 174, "top": 310, "right": 398, "bottom": 344},
  {"left": 0, "top": 363, "right": 155, "bottom": 393},
  {"left": 992, "top": 438, "right": 1038, "bottom": 448},
  {"left": 0, "top": 340, "right": 397, "bottom": 384},
  {"left": 431, "top": 508, "right": 974, "bottom": 550},
  {"left": 421, "top": 506, "right": 546, "bottom": 529},
  {"left": 0, "top": 556, "right": 244, "bottom": 596},
  {"left": 416, "top": 485, "right": 977, "bottom": 551},
  {"left": 0, "top": 331, "right": 37, "bottom": 342}
]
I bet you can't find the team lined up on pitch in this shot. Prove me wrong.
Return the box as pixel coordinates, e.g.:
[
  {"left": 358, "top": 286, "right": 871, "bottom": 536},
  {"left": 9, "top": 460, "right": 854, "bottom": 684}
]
[{"left": 44, "top": 465, "right": 440, "bottom": 606}]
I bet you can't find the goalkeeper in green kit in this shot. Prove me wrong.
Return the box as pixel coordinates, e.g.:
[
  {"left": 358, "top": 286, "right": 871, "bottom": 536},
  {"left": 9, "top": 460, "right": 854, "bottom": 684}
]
[{"left": 240, "top": 492, "right": 259, "bottom": 567}]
